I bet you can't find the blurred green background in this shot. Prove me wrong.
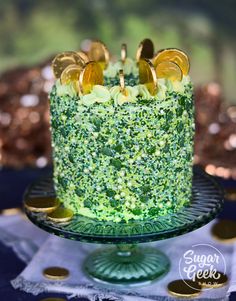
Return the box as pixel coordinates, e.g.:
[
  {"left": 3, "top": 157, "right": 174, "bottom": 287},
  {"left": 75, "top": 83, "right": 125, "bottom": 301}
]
[{"left": 0, "top": 0, "right": 236, "bottom": 103}]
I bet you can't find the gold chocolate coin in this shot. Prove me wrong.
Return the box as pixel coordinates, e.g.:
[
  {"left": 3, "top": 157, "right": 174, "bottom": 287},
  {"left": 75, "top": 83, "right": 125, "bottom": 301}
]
[
  {"left": 119, "top": 69, "right": 125, "bottom": 93},
  {"left": 155, "top": 60, "right": 183, "bottom": 81},
  {"left": 79, "top": 61, "right": 104, "bottom": 94},
  {"left": 43, "top": 266, "right": 69, "bottom": 280},
  {"left": 121, "top": 43, "right": 127, "bottom": 63},
  {"left": 77, "top": 51, "right": 89, "bottom": 63},
  {"left": 136, "top": 38, "right": 154, "bottom": 61},
  {"left": 0, "top": 208, "right": 22, "bottom": 215},
  {"left": 40, "top": 297, "right": 66, "bottom": 301},
  {"left": 196, "top": 270, "right": 228, "bottom": 288},
  {"left": 153, "top": 48, "right": 190, "bottom": 75},
  {"left": 224, "top": 188, "right": 236, "bottom": 201},
  {"left": 47, "top": 207, "right": 74, "bottom": 223},
  {"left": 24, "top": 197, "right": 60, "bottom": 213},
  {"left": 167, "top": 279, "right": 201, "bottom": 298},
  {"left": 211, "top": 219, "right": 236, "bottom": 243},
  {"left": 138, "top": 59, "right": 157, "bottom": 95},
  {"left": 60, "top": 64, "right": 82, "bottom": 85},
  {"left": 87, "top": 40, "right": 109, "bottom": 69},
  {"left": 51, "top": 51, "right": 85, "bottom": 78}
]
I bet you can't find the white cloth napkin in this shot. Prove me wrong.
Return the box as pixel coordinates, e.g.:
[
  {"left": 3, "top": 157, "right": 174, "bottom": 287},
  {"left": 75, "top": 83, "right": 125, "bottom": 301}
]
[
  {"left": 0, "top": 213, "right": 48, "bottom": 263},
  {"left": 7, "top": 214, "right": 234, "bottom": 301},
  {"left": 227, "top": 242, "right": 236, "bottom": 295}
]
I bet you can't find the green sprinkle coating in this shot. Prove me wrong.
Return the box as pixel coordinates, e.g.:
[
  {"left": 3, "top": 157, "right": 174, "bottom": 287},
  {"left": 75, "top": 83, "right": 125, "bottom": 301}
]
[{"left": 49, "top": 80, "right": 194, "bottom": 222}]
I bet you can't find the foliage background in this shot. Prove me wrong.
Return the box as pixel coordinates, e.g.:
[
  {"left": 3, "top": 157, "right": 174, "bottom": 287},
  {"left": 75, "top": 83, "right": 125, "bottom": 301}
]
[{"left": 0, "top": 0, "right": 235, "bottom": 103}]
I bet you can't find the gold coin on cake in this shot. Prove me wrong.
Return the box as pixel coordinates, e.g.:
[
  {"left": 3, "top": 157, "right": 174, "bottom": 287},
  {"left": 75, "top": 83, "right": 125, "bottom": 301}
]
[
  {"left": 77, "top": 51, "right": 89, "bottom": 63},
  {"left": 47, "top": 207, "right": 74, "bottom": 223},
  {"left": 196, "top": 271, "right": 228, "bottom": 288},
  {"left": 51, "top": 51, "right": 85, "bottom": 78},
  {"left": 211, "top": 219, "right": 236, "bottom": 243},
  {"left": 119, "top": 69, "right": 125, "bottom": 93},
  {"left": 167, "top": 279, "right": 201, "bottom": 298},
  {"left": 155, "top": 60, "right": 183, "bottom": 81},
  {"left": 24, "top": 197, "right": 60, "bottom": 213},
  {"left": 153, "top": 48, "right": 190, "bottom": 75},
  {"left": 60, "top": 64, "right": 82, "bottom": 86},
  {"left": 139, "top": 59, "right": 158, "bottom": 95},
  {"left": 40, "top": 297, "right": 66, "bottom": 301},
  {"left": 79, "top": 61, "right": 104, "bottom": 94},
  {"left": 87, "top": 40, "right": 110, "bottom": 69},
  {"left": 136, "top": 38, "right": 154, "bottom": 61},
  {"left": 43, "top": 266, "right": 69, "bottom": 280},
  {"left": 121, "top": 43, "right": 127, "bottom": 63}
]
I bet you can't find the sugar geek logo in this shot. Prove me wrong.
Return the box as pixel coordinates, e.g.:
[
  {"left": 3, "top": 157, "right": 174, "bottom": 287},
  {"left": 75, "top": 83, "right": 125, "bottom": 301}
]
[{"left": 179, "top": 243, "right": 226, "bottom": 291}]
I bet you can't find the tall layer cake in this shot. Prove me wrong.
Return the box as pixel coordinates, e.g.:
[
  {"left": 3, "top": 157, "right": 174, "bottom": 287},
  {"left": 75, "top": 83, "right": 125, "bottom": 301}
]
[{"left": 50, "top": 39, "right": 194, "bottom": 222}]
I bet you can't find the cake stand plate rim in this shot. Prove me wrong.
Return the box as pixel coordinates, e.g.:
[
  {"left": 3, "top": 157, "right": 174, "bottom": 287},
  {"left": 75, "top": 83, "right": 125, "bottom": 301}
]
[{"left": 24, "top": 166, "right": 224, "bottom": 244}]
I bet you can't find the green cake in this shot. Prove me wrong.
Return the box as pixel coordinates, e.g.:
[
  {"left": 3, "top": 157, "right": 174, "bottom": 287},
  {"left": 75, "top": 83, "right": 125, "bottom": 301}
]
[{"left": 49, "top": 40, "right": 194, "bottom": 222}]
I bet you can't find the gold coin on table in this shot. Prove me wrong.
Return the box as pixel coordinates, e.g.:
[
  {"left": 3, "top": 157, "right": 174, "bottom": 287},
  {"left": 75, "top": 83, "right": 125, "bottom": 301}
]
[
  {"left": 121, "top": 43, "right": 127, "bottom": 64},
  {"left": 138, "top": 59, "right": 158, "bottom": 95},
  {"left": 224, "top": 188, "right": 236, "bottom": 201},
  {"left": 51, "top": 51, "right": 85, "bottom": 79},
  {"left": 60, "top": 64, "right": 82, "bottom": 89},
  {"left": 155, "top": 60, "right": 183, "bottom": 82},
  {"left": 153, "top": 48, "right": 190, "bottom": 75},
  {"left": 196, "top": 270, "right": 228, "bottom": 288},
  {"left": 136, "top": 38, "right": 154, "bottom": 61},
  {"left": 119, "top": 69, "right": 125, "bottom": 93},
  {"left": 87, "top": 40, "right": 110, "bottom": 69},
  {"left": 43, "top": 266, "right": 69, "bottom": 280},
  {"left": 211, "top": 219, "right": 236, "bottom": 243},
  {"left": 24, "top": 197, "right": 60, "bottom": 213},
  {"left": 167, "top": 279, "right": 201, "bottom": 298},
  {"left": 0, "top": 208, "right": 22, "bottom": 215},
  {"left": 47, "top": 207, "right": 74, "bottom": 223},
  {"left": 79, "top": 61, "right": 104, "bottom": 94},
  {"left": 77, "top": 51, "right": 89, "bottom": 63},
  {"left": 40, "top": 297, "right": 66, "bottom": 301}
]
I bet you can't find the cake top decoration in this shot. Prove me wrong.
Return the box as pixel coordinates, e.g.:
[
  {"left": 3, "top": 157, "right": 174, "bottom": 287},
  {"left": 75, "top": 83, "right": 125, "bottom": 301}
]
[
  {"left": 121, "top": 43, "right": 127, "bottom": 64},
  {"left": 119, "top": 69, "right": 125, "bottom": 93},
  {"left": 79, "top": 61, "right": 104, "bottom": 94},
  {"left": 156, "top": 61, "right": 183, "bottom": 82},
  {"left": 87, "top": 40, "right": 110, "bottom": 70},
  {"left": 77, "top": 51, "right": 89, "bottom": 63},
  {"left": 136, "top": 38, "right": 154, "bottom": 61},
  {"left": 60, "top": 64, "right": 81, "bottom": 86},
  {"left": 52, "top": 51, "right": 84, "bottom": 78},
  {"left": 153, "top": 48, "right": 190, "bottom": 75},
  {"left": 139, "top": 59, "right": 157, "bottom": 95},
  {"left": 51, "top": 39, "right": 190, "bottom": 101}
]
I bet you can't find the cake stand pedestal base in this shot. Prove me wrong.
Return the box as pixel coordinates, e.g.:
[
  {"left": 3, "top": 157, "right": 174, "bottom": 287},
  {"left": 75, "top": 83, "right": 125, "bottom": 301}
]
[
  {"left": 84, "top": 244, "right": 170, "bottom": 285},
  {"left": 24, "top": 167, "right": 223, "bottom": 286}
]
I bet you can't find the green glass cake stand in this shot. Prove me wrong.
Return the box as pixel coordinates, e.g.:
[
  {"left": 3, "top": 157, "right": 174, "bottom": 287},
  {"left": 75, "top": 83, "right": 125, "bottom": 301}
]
[{"left": 24, "top": 167, "right": 223, "bottom": 286}]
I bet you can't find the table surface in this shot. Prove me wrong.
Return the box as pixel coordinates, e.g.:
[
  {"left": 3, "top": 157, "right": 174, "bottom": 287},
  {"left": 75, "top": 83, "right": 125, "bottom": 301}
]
[{"left": 0, "top": 166, "right": 236, "bottom": 300}]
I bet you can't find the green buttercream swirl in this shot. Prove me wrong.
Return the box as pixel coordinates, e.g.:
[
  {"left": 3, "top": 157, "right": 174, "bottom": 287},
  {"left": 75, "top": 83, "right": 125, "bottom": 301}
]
[
  {"left": 104, "top": 58, "right": 139, "bottom": 77},
  {"left": 55, "top": 60, "right": 191, "bottom": 106},
  {"left": 110, "top": 86, "right": 139, "bottom": 105},
  {"left": 55, "top": 80, "right": 77, "bottom": 98},
  {"left": 81, "top": 85, "right": 110, "bottom": 106}
]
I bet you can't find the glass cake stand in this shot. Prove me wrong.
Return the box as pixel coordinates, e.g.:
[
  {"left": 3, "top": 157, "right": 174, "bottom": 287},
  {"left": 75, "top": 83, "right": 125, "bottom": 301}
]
[{"left": 24, "top": 167, "right": 224, "bottom": 286}]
